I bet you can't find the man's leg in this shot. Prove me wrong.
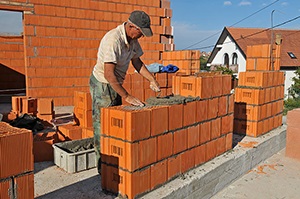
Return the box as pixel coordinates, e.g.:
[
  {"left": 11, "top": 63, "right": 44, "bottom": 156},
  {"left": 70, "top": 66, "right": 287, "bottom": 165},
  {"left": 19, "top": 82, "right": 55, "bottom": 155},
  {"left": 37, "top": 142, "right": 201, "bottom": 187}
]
[{"left": 89, "top": 74, "right": 121, "bottom": 174}]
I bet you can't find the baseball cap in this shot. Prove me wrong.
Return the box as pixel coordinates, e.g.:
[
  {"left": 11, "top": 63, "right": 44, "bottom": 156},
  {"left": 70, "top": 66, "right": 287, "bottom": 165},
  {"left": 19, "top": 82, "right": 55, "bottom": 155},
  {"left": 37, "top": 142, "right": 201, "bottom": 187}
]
[{"left": 128, "top": 10, "right": 153, "bottom": 37}]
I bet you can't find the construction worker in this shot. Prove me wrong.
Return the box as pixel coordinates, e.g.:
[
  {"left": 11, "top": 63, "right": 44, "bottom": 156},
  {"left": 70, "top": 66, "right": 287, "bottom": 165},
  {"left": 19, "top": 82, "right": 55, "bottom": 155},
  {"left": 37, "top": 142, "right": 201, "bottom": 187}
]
[{"left": 89, "top": 10, "right": 160, "bottom": 173}]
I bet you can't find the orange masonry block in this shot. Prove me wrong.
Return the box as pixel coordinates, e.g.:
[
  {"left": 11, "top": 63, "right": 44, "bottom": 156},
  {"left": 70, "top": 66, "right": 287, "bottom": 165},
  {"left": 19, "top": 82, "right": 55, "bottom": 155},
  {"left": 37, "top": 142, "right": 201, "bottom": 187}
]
[
  {"left": 101, "top": 106, "right": 151, "bottom": 142},
  {"left": 0, "top": 122, "right": 33, "bottom": 179},
  {"left": 58, "top": 124, "right": 82, "bottom": 140},
  {"left": 74, "top": 91, "right": 92, "bottom": 110}
]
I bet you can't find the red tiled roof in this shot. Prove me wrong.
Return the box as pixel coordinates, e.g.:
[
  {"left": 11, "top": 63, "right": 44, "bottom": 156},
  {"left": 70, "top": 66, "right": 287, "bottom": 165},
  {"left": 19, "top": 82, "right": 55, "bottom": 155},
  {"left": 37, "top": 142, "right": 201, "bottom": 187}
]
[{"left": 226, "top": 27, "right": 300, "bottom": 67}]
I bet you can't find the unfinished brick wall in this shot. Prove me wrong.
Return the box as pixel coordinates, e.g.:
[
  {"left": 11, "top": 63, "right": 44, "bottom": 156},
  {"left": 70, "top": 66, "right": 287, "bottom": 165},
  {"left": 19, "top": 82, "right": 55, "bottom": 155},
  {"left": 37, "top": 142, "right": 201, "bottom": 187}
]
[
  {"left": 0, "top": 36, "right": 25, "bottom": 92},
  {"left": 0, "top": 0, "right": 173, "bottom": 105}
]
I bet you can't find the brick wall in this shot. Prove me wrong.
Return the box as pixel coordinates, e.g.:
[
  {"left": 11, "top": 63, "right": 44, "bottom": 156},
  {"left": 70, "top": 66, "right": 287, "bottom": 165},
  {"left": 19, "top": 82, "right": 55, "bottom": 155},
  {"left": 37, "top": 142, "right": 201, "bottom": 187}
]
[
  {"left": 0, "top": 36, "right": 25, "bottom": 93},
  {"left": 0, "top": 0, "right": 173, "bottom": 105}
]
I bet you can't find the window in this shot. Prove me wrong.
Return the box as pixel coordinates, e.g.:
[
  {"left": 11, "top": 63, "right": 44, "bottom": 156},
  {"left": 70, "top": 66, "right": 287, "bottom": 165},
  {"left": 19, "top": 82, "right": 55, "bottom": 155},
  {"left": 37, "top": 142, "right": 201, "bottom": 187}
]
[
  {"left": 223, "top": 53, "right": 229, "bottom": 68},
  {"left": 0, "top": 10, "right": 23, "bottom": 35},
  {"left": 287, "top": 52, "right": 297, "bottom": 59},
  {"left": 232, "top": 53, "right": 238, "bottom": 65}
]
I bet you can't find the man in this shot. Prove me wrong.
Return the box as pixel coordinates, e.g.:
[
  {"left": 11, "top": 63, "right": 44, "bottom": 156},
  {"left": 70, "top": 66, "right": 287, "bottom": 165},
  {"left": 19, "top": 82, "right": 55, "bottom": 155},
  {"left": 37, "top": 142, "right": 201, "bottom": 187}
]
[{"left": 89, "top": 10, "right": 160, "bottom": 173}]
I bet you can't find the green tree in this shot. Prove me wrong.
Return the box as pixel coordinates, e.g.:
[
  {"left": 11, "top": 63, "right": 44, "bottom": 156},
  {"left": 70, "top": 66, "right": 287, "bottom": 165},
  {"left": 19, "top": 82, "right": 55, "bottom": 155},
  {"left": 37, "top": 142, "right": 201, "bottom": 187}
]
[{"left": 200, "top": 55, "right": 208, "bottom": 70}]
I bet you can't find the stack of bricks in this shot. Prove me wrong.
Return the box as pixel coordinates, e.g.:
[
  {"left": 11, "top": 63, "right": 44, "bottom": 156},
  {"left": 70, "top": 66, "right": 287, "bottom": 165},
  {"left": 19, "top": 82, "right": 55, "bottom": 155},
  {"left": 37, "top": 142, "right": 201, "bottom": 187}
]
[
  {"left": 0, "top": 122, "right": 34, "bottom": 198},
  {"left": 100, "top": 72, "right": 233, "bottom": 199},
  {"left": 57, "top": 91, "right": 93, "bottom": 141},
  {"left": 246, "top": 44, "right": 281, "bottom": 71},
  {"left": 73, "top": 91, "right": 93, "bottom": 139},
  {"left": 8, "top": 96, "right": 59, "bottom": 162},
  {"left": 8, "top": 96, "right": 38, "bottom": 120},
  {"left": 234, "top": 44, "right": 284, "bottom": 137},
  {"left": 161, "top": 50, "right": 201, "bottom": 75}
]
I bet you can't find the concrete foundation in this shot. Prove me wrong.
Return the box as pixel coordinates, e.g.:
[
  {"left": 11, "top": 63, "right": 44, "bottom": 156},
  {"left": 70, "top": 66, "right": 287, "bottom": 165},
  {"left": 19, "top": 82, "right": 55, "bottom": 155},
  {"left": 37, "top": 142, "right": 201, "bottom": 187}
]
[{"left": 141, "top": 125, "right": 286, "bottom": 199}]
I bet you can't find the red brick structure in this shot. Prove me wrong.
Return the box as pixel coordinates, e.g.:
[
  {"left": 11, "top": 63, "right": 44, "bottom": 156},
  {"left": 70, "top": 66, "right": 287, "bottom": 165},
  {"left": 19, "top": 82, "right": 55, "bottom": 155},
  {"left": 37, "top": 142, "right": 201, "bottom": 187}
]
[{"left": 0, "top": 0, "right": 173, "bottom": 105}]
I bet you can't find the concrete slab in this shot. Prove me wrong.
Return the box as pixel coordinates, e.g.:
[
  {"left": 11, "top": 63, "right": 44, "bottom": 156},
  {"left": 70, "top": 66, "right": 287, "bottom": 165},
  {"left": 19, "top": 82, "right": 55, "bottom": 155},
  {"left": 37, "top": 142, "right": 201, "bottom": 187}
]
[{"left": 212, "top": 148, "right": 300, "bottom": 199}]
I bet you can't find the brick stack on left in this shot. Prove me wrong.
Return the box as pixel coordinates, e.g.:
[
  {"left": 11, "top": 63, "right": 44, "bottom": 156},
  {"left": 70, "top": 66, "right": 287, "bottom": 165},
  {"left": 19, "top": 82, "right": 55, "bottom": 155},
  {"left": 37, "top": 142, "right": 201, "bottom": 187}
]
[
  {"left": 57, "top": 91, "right": 93, "bottom": 141},
  {"left": 0, "top": 122, "right": 34, "bottom": 198}
]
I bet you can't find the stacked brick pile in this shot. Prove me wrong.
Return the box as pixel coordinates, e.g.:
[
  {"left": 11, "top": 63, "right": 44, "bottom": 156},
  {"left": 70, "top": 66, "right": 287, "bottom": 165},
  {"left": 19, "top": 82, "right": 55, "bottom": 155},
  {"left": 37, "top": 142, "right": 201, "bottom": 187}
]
[
  {"left": 100, "top": 72, "right": 233, "bottom": 199},
  {"left": 0, "top": 122, "right": 34, "bottom": 198},
  {"left": 161, "top": 50, "right": 201, "bottom": 75},
  {"left": 6, "top": 96, "right": 59, "bottom": 162},
  {"left": 234, "top": 44, "right": 284, "bottom": 137}
]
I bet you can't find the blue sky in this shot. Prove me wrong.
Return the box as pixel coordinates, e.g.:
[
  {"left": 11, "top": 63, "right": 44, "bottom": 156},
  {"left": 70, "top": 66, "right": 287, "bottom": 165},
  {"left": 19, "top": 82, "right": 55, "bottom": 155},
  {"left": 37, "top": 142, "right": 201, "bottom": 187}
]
[
  {"left": 171, "top": 0, "right": 300, "bottom": 51},
  {"left": 0, "top": 0, "right": 299, "bottom": 52}
]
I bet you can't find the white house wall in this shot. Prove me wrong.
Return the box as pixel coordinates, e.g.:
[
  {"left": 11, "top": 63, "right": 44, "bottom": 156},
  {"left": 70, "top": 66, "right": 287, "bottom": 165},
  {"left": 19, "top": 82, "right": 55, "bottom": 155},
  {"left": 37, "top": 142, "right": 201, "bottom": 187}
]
[
  {"left": 283, "top": 70, "right": 297, "bottom": 98},
  {"left": 210, "top": 36, "right": 246, "bottom": 77}
]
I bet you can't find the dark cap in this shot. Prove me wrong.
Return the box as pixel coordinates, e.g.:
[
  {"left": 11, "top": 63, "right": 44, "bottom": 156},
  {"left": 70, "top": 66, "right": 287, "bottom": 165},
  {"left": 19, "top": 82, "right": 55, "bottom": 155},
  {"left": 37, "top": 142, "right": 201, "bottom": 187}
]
[{"left": 129, "top": 10, "right": 153, "bottom": 37}]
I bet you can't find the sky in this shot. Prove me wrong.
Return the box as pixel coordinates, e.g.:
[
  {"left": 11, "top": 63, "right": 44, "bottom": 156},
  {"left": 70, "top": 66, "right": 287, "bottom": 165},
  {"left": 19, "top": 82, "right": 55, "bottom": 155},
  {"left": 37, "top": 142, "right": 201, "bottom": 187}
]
[
  {"left": 0, "top": 0, "right": 299, "bottom": 52},
  {"left": 171, "top": 0, "right": 300, "bottom": 51}
]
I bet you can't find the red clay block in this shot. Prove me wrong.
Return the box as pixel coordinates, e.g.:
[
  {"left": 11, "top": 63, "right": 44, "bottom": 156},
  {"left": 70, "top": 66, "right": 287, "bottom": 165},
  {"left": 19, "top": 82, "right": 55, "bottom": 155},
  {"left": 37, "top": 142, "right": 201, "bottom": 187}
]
[
  {"left": 181, "top": 149, "right": 195, "bottom": 173},
  {"left": 22, "top": 97, "right": 37, "bottom": 114},
  {"left": 150, "top": 159, "right": 168, "bottom": 189},
  {"left": 167, "top": 155, "right": 181, "bottom": 180},
  {"left": 37, "top": 98, "right": 54, "bottom": 114},
  {"left": 14, "top": 172, "right": 34, "bottom": 199},
  {"left": 147, "top": 106, "right": 169, "bottom": 136},
  {"left": 218, "top": 96, "right": 227, "bottom": 117},
  {"left": 207, "top": 98, "right": 218, "bottom": 120},
  {"left": 225, "top": 133, "right": 233, "bottom": 151},
  {"left": 228, "top": 94, "right": 234, "bottom": 114},
  {"left": 0, "top": 122, "right": 34, "bottom": 179},
  {"left": 211, "top": 118, "right": 221, "bottom": 140},
  {"left": 222, "top": 75, "right": 232, "bottom": 95},
  {"left": 101, "top": 107, "right": 110, "bottom": 136},
  {"left": 194, "top": 143, "right": 207, "bottom": 166},
  {"left": 168, "top": 104, "right": 183, "bottom": 130},
  {"left": 216, "top": 136, "right": 226, "bottom": 156},
  {"left": 196, "top": 76, "right": 212, "bottom": 99},
  {"left": 180, "top": 76, "right": 197, "bottom": 97},
  {"left": 183, "top": 101, "right": 197, "bottom": 126},
  {"left": 196, "top": 100, "right": 208, "bottom": 123},
  {"left": 200, "top": 121, "right": 211, "bottom": 144},
  {"left": 157, "top": 133, "right": 173, "bottom": 161},
  {"left": 107, "top": 106, "right": 151, "bottom": 141},
  {"left": 173, "top": 129, "right": 188, "bottom": 154},
  {"left": 74, "top": 91, "right": 92, "bottom": 110},
  {"left": 74, "top": 107, "right": 92, "bottom": 128},
  {"left": 82, "top": 127, "right": 93, "bottom": 138},
  {"left": 155, "top": 73, "right": 168, "bottom": 88},
  {"left": 139, "top": 137, "right": 157, "bottom": 168},
  {"left": 221, "top": 115, "right": 234, "bottom": 135},
  {"left": 33, "top": 139, "right": 55, "bottom": 162},
  {"left": 102, "top": 164, "right": 151, "bottom": 199},
  {"left": 212, "top": 75, "right": 222, "bottom": 97},
  {"left": 187, "top": 125, "right": 199, "bottom": 148},
  {"left": 58, "top": 124, "right": 82, "bottom": 140},
  {"left": 102, "top": 137, "right": 139, "bottom": 171},
  {"left": 206, "top": 139, "right": 217, "bottom": 161}
]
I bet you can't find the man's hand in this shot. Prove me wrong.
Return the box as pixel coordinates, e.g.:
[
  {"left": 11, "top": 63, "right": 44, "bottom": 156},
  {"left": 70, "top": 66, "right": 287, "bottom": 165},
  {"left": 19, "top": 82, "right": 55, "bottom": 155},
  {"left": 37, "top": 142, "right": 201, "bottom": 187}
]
[
  {"left": 124, "top": 95, "right": 145, "bottom": 107},
  {"left": 150, "top": 80, "right": 161, "bottom": 92}
]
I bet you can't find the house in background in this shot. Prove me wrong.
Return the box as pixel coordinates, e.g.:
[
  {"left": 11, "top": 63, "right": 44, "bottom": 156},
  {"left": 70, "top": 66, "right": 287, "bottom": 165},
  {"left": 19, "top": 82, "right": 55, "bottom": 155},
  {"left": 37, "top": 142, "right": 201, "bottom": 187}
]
[{"left": 207, "top": 27, "right": 300, "bottom": 97}]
